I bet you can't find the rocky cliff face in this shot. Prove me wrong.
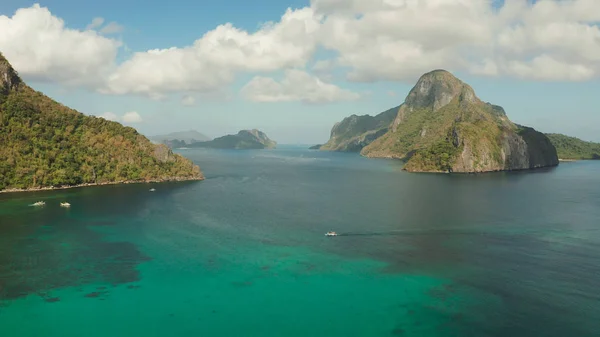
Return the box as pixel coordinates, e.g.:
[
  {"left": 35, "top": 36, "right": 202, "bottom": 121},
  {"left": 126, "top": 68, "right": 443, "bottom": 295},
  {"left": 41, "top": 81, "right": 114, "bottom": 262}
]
[
  {"left": 0, "top": 53, "right": 21, "bottom": 98},
  {"left": 355, "top": 69, "right": 559, "bottom": 172},
  {"left": 320, "top": 106, "right": 399, "bottom": 152}
]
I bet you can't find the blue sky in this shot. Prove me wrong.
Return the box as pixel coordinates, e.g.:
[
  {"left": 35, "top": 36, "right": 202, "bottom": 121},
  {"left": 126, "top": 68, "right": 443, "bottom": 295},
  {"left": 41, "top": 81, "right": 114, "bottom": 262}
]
[{"left": 1, "top": 0, "right": 599, "bottom": 143}]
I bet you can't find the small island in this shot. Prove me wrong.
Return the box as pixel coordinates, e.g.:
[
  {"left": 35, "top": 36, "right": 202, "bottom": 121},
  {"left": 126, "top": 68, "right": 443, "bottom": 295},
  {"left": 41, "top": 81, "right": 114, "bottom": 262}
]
[
  {"left": 149, "top": 130, "right": 211, "bottom": 149},
  {"left": 189, "top": 129, "right": 276, "bottom": 150},
  {"left": 320, "top": 69, "right": 559, "bottom": 173},
  {"left": 0, "top": 52, "right": 203, "bottom": 192}
]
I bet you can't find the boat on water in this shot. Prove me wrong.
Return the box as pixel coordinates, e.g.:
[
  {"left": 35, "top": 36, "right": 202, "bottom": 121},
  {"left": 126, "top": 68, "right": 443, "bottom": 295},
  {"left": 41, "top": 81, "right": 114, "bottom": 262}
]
[
  {"left": 149, "top": 188, "right": 156, "bottom": 192},
  {"left": 325, "top": 231, "right": 338, "bottom": 237},
  {"left": 32, "top": 201, "right": 45, "bottom": 206},
  {"left": 60, "top": 202, "right": 71, "bottom": 208}
]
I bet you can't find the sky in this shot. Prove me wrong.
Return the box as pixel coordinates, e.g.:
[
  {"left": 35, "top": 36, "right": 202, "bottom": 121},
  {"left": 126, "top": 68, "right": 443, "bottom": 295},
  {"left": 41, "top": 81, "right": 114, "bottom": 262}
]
[{"left": 0, "top": 0, "right": 599, "bottom": 144}]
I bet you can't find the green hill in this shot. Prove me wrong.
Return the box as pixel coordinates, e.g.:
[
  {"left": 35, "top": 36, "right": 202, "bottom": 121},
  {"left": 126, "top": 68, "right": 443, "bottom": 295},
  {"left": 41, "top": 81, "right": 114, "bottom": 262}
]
[
  {"left": 546, "top": 134, "right": 600, "bottom": 160},
  {"left": 0, "top": 52, "right": 203, "bottom": 192},
  {"left": 190, "top": 129, "right": 276, "bottom": 150},
  {"left": 324, "top": 69, "right": 558, "bottom": 173}
]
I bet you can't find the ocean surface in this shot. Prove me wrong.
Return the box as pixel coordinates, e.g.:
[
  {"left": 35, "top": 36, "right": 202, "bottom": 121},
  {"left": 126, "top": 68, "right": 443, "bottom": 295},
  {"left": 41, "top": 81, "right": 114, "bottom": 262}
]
[{"left": 1, "top": 146, "right": 600, "bottom": 337}]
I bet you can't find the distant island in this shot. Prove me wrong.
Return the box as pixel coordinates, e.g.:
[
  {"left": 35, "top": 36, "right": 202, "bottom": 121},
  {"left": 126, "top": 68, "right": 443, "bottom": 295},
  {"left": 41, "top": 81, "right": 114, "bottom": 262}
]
[
  {"left": 0, "top": 52, "right": 203, "bottom": 192},
  {"left": 149, "top": 130, "right": 211, "bottom": 149},
  {"left": 189, "top": 129, "right": 276, "bottom": 150},
  {"left": 318, "top": 69, "right": 559, "bottom": 173},
  {"left": 544, "top": 134, "right": 600, "bottom": 160}
]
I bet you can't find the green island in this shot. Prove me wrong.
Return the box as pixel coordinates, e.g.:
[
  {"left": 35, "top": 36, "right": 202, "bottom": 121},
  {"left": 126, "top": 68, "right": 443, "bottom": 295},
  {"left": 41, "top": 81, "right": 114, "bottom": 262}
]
[
  {"left": 320, "top": 69, "right": 559, "bottom": 173},
  {"left": 545, "top": 133, "right": 600, "bottom": 160},
  {"left": 0, "top": 52, "right": 203, "bottom": 192}
]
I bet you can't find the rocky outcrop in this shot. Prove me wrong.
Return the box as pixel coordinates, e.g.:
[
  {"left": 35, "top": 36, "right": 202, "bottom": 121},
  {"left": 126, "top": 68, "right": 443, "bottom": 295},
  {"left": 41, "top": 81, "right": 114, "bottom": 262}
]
[
  {"left": 190, "top": 129, "right": 276, "bottom": 150},
  {"left": 153, "top": 144, "right": 177, "bottom": 162},
  {"left": 348, "top": 69, "right": 558, "bottom": 173},
  {"left": 0, "top": 52, "right": 21, "bottom": 98},
  {"left": 320, "top": 106, "right": 399, "bottom": 152}
]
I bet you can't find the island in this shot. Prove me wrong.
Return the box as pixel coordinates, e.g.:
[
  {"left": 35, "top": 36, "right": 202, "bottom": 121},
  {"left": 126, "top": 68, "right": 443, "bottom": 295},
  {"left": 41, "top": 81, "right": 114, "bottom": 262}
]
[
  {"left": 0, "top": 52, "right": 203, "bottom": 192},
  {"left": 189, "top": 129, "right": 276, "bottom": 150},
  {"left": 149, "top": 130, "right": 211, "bottom": 149},
  {"left": 320, "top": 69, "right": 559, "bottom": 173},
  {"left": 545, "top": 134, "right": 600, "bottom": 160},
  {"left": 319, "top": 106, "right": 399, "bottom": 152}
]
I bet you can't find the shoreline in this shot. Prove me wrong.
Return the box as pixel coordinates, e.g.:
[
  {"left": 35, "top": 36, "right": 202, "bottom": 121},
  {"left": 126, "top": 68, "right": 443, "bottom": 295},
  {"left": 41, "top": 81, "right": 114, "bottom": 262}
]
[{"left": 0, "top": 176, "right": 204, "bottom": 194}]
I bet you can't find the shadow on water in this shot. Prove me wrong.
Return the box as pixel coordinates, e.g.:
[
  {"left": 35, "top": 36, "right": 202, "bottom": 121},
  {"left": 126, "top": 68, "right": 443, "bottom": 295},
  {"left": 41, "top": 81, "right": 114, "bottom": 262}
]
[{"left": 0, "top": 181, "right": 199, "bottom": 302}]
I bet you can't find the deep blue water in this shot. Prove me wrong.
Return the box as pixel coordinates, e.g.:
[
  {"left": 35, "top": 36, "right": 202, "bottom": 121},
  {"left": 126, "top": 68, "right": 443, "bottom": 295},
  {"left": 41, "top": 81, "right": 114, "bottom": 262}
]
[{"left": 1, "top": 146, "right": 599, "bottom": 336}]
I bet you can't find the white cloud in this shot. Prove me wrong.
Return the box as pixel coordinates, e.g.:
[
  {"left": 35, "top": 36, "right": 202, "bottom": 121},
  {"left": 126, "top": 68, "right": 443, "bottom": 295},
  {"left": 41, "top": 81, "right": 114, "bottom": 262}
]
[
  {"left": 99, "top": 111, "right": 142, "bottom": 123},
  {"left": 86, "top": 17, "right": 104, "bottom": 30},
  {"left": 312, "top": 0, "right": 600, "bottom": 82},
  {"left": 102, "top": 7, "right": 321, "bottom": 97},
  {"left": 0, "top": 5, "right": 120, "bottom": 86},
  {"left": 100, "top": 22, "right": 124, "bottom": 34},
  {"left": 122, "top": 111, "right": 143, "bottom": 123},
  {"left": 100, "top": 111, "right": 119, "bottom": 121},
  {"left": 242, "top": 69, "right": 360, "bottom": 103},
  {"left": 181, "top": 95, "right": 196, "bottom": 106},
  {"left": 2, "top": 0, "right": 600, "bottom": 104}
]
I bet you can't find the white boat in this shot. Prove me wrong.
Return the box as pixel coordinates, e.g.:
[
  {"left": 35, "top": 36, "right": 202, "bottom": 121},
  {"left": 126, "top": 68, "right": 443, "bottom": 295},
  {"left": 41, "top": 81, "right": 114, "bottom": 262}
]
[
  {"left": 32, "top": 201, "right": 45, "bottom": 206},
  {"left": 325, "top": 231, "right": 338, "bottom": 237},
  {"left": 149, "top": 188, "right": 156, "bottom": 192},
  {"left": 60, "top": 202, "right": 71, "bottom": 208}
]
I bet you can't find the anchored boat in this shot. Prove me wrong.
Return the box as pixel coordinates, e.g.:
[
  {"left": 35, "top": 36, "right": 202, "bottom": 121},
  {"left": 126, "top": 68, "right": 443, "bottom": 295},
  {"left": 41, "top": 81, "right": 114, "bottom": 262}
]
[{"left": 60, "top": 202, "right": 71, "bottom": 208}]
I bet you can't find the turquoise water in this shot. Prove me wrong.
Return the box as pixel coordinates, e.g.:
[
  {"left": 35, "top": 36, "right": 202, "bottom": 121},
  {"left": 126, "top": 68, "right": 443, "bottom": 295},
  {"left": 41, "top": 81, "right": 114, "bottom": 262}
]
[{"left": 1, "top": 146, "right": 600, "bottom": 336}]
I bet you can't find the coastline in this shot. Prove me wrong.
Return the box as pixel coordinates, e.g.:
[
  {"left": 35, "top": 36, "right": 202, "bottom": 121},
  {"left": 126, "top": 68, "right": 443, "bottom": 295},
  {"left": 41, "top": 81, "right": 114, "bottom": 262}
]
[{"left": 0, "top": 176, "right": 204, "bottom": 194}]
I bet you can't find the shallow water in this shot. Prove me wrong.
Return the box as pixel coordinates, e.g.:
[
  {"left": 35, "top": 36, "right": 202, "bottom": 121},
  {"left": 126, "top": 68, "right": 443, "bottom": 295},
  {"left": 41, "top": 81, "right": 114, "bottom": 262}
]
[{"left": 1, "top": 147, "right": 599, "bottom": 336}]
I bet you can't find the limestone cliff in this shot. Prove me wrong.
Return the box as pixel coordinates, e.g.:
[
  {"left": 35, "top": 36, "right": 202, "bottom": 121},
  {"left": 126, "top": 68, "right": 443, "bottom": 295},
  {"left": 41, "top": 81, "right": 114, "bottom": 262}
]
[
  {"left": 320, "top": 106, "right": 399, "bottom": 152},
  {"left": 344, "top": 69, "right": 558, "bottom": 172}
]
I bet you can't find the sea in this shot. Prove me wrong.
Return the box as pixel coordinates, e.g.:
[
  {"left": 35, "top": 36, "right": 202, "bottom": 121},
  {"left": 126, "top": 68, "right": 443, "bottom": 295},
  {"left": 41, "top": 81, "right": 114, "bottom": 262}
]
[{"left": 1, "top": 146, "right": 599, "bottom": 337}]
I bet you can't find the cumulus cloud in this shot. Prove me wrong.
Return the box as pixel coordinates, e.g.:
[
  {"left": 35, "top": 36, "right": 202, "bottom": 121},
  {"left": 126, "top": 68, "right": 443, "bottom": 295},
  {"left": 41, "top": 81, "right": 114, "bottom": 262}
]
[
  {"left": 122, "top": 111, "right": 143, "bottom": 123},
  {"left": 2, "top": 0, "right": 600, "bottom": 104},
  {"left": 102, "top": 7, "right": 321, "bottom": 97},
  {"left": 181, "top": 95, "right": 196, "bottom": 106},
  {"left": 0, "top": 5, "right": 120, "bottom": 86},
  {"left": 100, "top": 111, "right": 119, "bottom": 121},
  {"left": 99, "top": 111, "right": 142, "bottom": 123},
  {"left": 312, "top": 0, "right": 600, "bottom": 82},
  {"left": 86, "top": 17, "right": 104, "bottom": 30},
  {"left": 242, "top": 69, "right": 360, "bottom": 103},
  {"left": 100, "top": 22, "right": 124, "bottom": 34}
]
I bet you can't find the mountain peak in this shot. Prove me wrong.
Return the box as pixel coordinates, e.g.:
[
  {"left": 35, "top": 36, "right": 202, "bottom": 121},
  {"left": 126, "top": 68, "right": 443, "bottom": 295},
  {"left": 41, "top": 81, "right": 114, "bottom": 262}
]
[
  {"left": 405, "top": 69, "right": 477, "bottom": 111},
  {"left": 0, "top": 52, "right": 22, "bottom": 97}
]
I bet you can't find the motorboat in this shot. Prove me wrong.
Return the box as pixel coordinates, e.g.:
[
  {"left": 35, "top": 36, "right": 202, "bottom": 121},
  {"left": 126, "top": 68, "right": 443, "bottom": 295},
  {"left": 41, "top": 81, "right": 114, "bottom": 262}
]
[
  {"left": 149, "top": 188, "right": 156, "bottom": 192},
  {"left": 325, "top": 231, "right": 338, "bottom": 237},
  {"left": 32, "top": 201, "right": 45, "bottom": 207},
  {"left": 60, "top": 202, "right": 71, "bottom": 208}
]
